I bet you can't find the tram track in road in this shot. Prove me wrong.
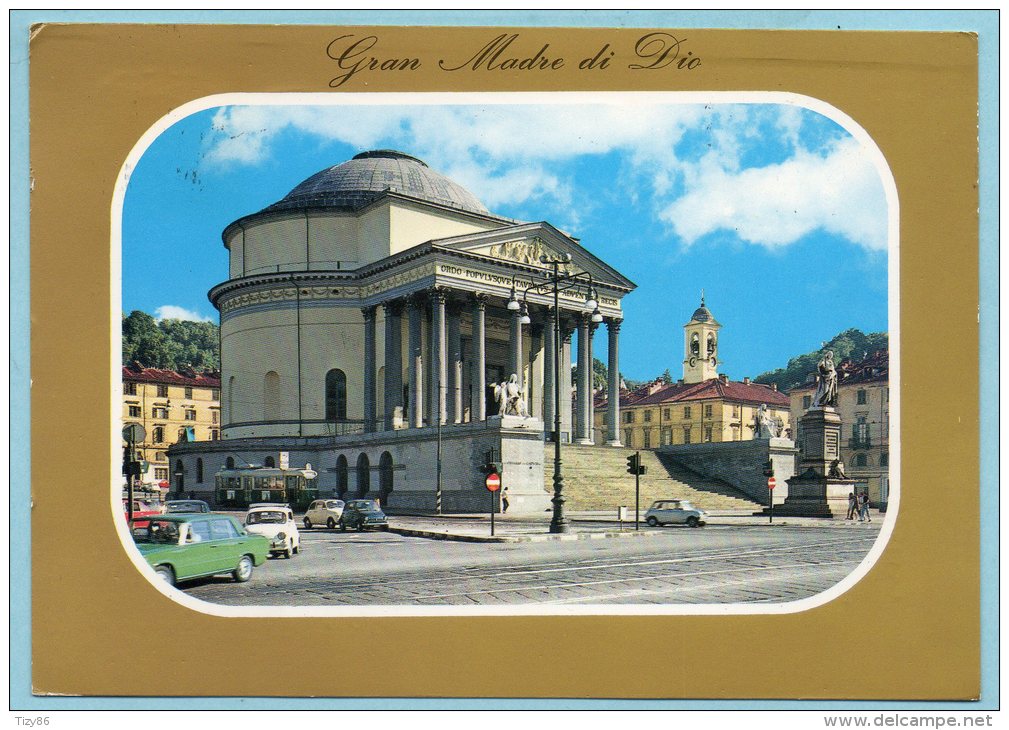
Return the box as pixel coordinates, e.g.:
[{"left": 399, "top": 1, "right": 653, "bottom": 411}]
[{"left": 186, "top": 527, "right": 880, "bottom": 606}]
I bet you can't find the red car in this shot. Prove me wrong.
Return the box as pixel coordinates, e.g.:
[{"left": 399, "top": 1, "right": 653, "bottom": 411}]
[{"left": 123, "top": 499, "right": 163, "bottom": 528}]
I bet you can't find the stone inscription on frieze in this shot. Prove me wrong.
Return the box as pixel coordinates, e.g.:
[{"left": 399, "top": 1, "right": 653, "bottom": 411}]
[{"left": 436, "top": 264, "right": 620, "bottom": 308}]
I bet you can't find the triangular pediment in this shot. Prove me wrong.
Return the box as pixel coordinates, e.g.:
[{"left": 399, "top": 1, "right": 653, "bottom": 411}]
[{"left": 430, "top": 222, "right": 635, "bottom": 291}]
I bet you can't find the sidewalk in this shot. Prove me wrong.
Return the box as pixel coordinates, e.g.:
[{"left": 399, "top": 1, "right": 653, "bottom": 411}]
[{"left": 385, "top": 509, "right": 886, "bottom": 543}]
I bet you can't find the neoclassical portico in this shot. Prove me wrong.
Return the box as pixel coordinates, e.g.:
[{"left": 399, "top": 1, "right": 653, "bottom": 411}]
[{"left": 354, "top": 225, "right": 632, "bottom": 445}]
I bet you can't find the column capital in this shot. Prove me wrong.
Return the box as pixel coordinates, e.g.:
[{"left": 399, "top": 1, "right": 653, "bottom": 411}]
[
  {"left": 606, "top": 317, "right": 623, "bottom": 332},
  {"left": 361, "top": 305, "right": 378, "bottom": 319},
  {"left": 427, "top": 286, "right": 447, "bottom": 303},
  {"left": 471, "top": 292, "right": 489, "bottom": 309},
  {"left": 382, "top": 299, "right": 404, "bottom": 315}
]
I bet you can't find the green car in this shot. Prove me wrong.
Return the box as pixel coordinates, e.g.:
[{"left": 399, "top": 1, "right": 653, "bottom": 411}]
[{"left": 132, "top": 514, "right": 270, "bottom": 587}]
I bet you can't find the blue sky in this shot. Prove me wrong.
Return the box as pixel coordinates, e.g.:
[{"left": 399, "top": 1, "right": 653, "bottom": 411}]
[{"left": 121, "top": 99, "right": 890, "bottom": 381}]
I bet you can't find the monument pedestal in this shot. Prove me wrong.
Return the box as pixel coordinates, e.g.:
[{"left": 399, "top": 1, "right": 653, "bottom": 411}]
[{"left": 761, "top": 406, "right": 852, "bottom": 518}]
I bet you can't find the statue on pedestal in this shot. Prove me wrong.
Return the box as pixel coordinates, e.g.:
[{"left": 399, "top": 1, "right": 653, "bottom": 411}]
[
  {"left": 754, "top": 403, "right": 781, "bottom": 438},
  {"left": 494, "top": 374, "right": 528, "bottom": 418},
  {"left": 813, "top": 350, "right": 838, "bottom": 408}
]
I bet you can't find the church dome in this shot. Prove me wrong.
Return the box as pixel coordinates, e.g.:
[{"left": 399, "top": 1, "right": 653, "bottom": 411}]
[
  {"left": 690, "top": 304, "right": 714, "bottom": 323},
  {"left": 262, "top": 150, "right": 490, "bottom": 216}
]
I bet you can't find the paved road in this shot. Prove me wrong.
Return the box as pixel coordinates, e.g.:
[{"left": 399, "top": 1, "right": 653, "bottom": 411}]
[{"left": 182, "top": 523, "right": 882, "bottom": 607}]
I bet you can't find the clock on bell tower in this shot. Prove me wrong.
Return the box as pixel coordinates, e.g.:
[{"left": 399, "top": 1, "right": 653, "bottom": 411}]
[{"left": 682, "top": 292, "right": 721, "bottom": 384}]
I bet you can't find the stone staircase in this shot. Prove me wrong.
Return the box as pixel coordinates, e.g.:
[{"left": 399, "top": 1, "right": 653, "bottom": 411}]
[{"left": 545, "top": 444, "right": 761, "bottom": 512}]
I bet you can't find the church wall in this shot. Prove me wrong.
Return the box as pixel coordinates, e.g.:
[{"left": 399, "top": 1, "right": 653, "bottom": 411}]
[
  {"left": 388, "top": 202, "right": 500, "bottom": 256},
  {"left": 356, "top": 204, "right": 393, "bottom": 265},
  {"left": 306, "top": 212, "right": 361, "bottom": 269},
  {"left": 243, "top": 216, "right": 306, "bottom": 276}
]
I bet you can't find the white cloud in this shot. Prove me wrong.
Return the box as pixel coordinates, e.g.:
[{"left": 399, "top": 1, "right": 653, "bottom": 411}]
[
  {"left": 155, "top": 305, "right": 213, "bottom": 323},
  {"left": 199, "top": 102, "right": 887, "bottom": 252},
  {"left": 659, "top": 137, "right": 888, "bottom": 251}
]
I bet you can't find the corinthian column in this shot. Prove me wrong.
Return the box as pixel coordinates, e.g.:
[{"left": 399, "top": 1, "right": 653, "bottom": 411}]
[
  {"left": 428, "top": 288, "right": 447, "bottom": 426},
  {"left": 471, "top": 294, "right": 487, "bottom": 421},
  {"left": 543, "top": 306, "right": 556, "bottom": 439},
  {"left": 362, "top": 305, "right": 377, "bottom": 433},
  {"left": 383, "top": 300, "right": 403, "bottom": 431},
  {"left": 407, "top": 295, "right": 424, "bottom": 428},
  {"left": 606, "top": 318, "right": 622, "bottom": 446},
  {"left": 510, "top": 305, "right": 524, "bottom": 387},
  {"left": 576, "top": 314, "right": 592, "bottom": 445},
  {"left": 447, "top": 301, "right": 463, "bottom": 424}
]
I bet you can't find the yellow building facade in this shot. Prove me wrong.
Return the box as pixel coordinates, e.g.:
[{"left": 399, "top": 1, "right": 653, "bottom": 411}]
[
  {"left": 595, "top": 299, "right": 790, "bottom": 448},
  {"left": 122, "top": 364, "right": 221, "bottom": 492}
]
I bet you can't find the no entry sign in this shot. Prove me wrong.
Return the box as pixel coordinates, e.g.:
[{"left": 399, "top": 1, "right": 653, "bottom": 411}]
[
  {"left": 485, "top": 473, "right": 501, "bottom": 492},
  {"left": 767, "top": 477, "right": 777, "bottom": 490}
]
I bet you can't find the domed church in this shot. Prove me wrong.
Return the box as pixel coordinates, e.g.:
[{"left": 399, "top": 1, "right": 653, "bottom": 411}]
[{"left": 170, "top": 150, "right": 635, "bottom": 513}]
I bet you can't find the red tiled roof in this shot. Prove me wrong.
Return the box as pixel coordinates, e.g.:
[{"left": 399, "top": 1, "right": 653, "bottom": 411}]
[
  {"left": 122, "top": 364, "right": 221, "bottom": 387},
  {"left": 597, "top": 377, "right": 789, "bottom": 409}
]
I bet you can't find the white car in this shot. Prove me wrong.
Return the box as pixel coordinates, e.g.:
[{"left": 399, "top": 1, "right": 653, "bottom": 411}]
[
  {"left": 303, "top": 499, "right": 346, "bottom": 530},
  {"left": 644, "top": 500, "right": 708, "bottom": 528},
  {"left": 244, "top": 504, "right": 301, "bottom": 558}
]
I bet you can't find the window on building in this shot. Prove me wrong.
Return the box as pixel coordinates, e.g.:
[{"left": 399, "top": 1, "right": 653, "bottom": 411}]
[
  {"left": 662, "top": 408, "right": 670, "bottom": 419},
  {"left": 624, "top": 429, "right": 633, "bottom": 447},
  {"left": 644, "top": 410, "right": 652, "bottom": 422},
  {"left": 683, "top": 428, "right": 691, "bottom": 444},
  {"left": 857, "top": 389, "right": 867, "bottom": 405},
  {"left": 212, "top": 410, "right": 218, "bottom": 424},
  {"left": 156, "top": 451, "right": 167, "bottom": 462},
  {"left": 802, "top": 395, "right": 812, "bottom": 410},
  {"left": 854, "top": 454, "right": 868, "bottom": 467},
  {"left": 643, "top": 430, "right": 652, "bottom": 448},
  {"left": 185, "top": 386, "right": 193, "bottom": 399},
  {"left": 128, "top": 405, "right": 141, "bottom": 418},
  {"left": 211, "top": 429, "right": 219, "bottom": 441},
  {"left": 196, "top": 458, "right": 204, "bottom": 483},
  {"left": 212, "top": 388, "right": 220, "bottom": 400},
  {"left": 661, "top": 427, "right": 672, "bottom": 446},
  {"left": 683, "top": 406, "right": 691, "bottom": 419},
  {"left": 154, "top": 467, "right": 168, "bottom": 480},
  {"left": 853, "top": 415, "right": 869, "bottom": 445},
  {"left": 731, "top": 405, "right": 738, "bottom": 417},
  {"left": 264, "top": 456, "right": 275, "bottom": 468},
  {"left": 704, "top": 426, "right": 713, "bottom": 442},
  {"left": 185, "top": 409, "right": 197, "bottom": 421},
  {"left": 225, "top": 457, "right": 235, "bottom": 469},
  {"left": 325, "top": 369, "right": 348, "bottom": 421},
  {"left": 704, "top": 404, "right": 713, "bottom": 418},
  {"left": 624, "top": 411, "right": 634, "bottom": 424},
  {"left": 264, "top": 371, "right": 280, "bottom": 420},
  {"left": 124, "top": 382, "right": 137, "bottom": 395},
  {"left": 152, "top": 406, "right": 168, "bottom": 419},
  {"left": 880, "top": 453, "right": 889, "bottom": 467},
  {"left": 157, "top": 384, "right": 169, "bottom": 397},
  {"left": 152, "top": 426, "right": 164, "bottom": 443}
]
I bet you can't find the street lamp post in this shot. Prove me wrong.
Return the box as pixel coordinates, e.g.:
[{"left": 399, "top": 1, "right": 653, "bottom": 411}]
[{"left": 510, "top": 251, "right": 603, "bottom": 534}]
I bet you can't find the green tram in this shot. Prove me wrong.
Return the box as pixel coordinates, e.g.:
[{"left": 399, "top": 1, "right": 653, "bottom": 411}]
[{"left": 214, "top": 465, "right": 319, "bottom": 511}]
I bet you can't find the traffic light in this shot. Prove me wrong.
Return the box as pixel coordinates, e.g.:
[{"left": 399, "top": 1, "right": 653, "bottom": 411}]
[
  {"left": 762, "top": 459, "right": 774, "bottom": 477},
  {"left": 626, "top": 453, "right": 645, "bottom": 475}
]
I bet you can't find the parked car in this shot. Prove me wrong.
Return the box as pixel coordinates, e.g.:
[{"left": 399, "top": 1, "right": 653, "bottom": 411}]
[
  {"left": 644, "top": 500, "right": 708, "bottom": 528},
  {"left": 303, "top": 499, "right": 345, "bottom": 529},
  {"left": 131, "top": 514, "right": 269, "bottom": 587},
  {"left": 123, "top": 499, "right": 163, "bottom": 528},
  {"left": 165, "top": 499, "right": 211, "bottom": 514},
  {"left": 340, "top": 499, "right": 389, "bottom": 532},
  {"left": 244, "top": 504, "right": 300, "bottom": 558}
]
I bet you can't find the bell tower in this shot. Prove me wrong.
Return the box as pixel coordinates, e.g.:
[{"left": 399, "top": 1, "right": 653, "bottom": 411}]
[{"left": 682, "top": 292, "right": 721, "bottom": 384}]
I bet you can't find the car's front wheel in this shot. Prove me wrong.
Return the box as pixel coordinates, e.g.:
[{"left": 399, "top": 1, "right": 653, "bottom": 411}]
[
  {"left": 327, "top": 517, "right": 336, "bottom": 529},
  {"left": 303, "top": 517, "right": 312, "bottom": 529},
  {"left": 232, "top": 555, "right": 254, "bottom": 582},
  {"left": 155, "top": 565, "right": 175, "bottom": 587},
  {"left": 687, "top": 516, "right": 699, "bottom": 528},
  {"left": 646, "top": 516, "right": 659, "bottom": 527}
]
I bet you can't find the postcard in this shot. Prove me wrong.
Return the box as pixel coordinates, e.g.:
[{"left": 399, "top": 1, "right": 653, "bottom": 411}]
[{"left": 18, "top": 13, "right": 992, "bottom": 706}]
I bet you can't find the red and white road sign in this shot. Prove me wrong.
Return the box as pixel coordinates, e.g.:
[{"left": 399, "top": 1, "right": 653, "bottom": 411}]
[
  {"left": 767, "top": 477, "right": 777, "bottom": 490},
  {"left": 485, "top": 473, "right": 501, "bottom": 492}
]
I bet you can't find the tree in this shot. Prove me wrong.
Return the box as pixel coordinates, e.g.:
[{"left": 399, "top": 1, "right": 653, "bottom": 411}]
[
  {"left": 753, "top": 329, "right": 888, "bottom": 392},
  {"left": 122, "top": 310, "right": 220, "bottom": 371}
]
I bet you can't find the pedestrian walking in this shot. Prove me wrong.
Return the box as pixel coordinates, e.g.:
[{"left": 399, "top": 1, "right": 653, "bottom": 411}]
[
  {"left": 859, "top": 492, "right": 871, "bottom": 522},
  {"left": 846, "top": 492, "right": 857, "bottom": 520},
  {"left": 502, "top": 486, "right": 510, "bottom": 514}
]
